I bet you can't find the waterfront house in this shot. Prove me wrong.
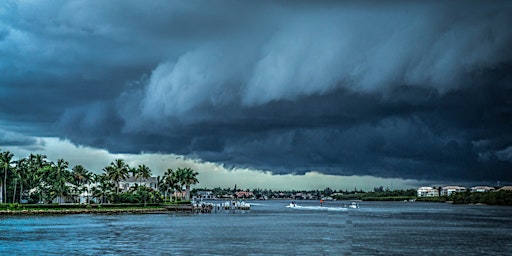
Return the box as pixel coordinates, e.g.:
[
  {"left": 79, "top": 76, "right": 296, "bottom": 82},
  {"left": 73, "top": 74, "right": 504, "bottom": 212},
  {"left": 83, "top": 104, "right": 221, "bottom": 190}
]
[
  {"left": 119, "top": 177, "right": 158, "bottom": 192},
  {"left": 172, "top": 191, "right": 187, "bottom": 200},
  {"left": 51, "top": 182, "right": 99, "bottom": 204},
  {"left": 470, "top": 186, "right": 495, "bottom": 193},
  {"left": 440, "top": 186, "right": 466, "bottom": 196},
  {"left": 196, "top": 190, "right": 215, "bottom": 200},
  {"left": 417, "top": 187, "right": 439, "bottom": 197},
  {"left": 235, "top": 191, "right": 254, "bottom": 199},
  {"left": 75, "top": 183, "right": 98, "bottom": 204}
]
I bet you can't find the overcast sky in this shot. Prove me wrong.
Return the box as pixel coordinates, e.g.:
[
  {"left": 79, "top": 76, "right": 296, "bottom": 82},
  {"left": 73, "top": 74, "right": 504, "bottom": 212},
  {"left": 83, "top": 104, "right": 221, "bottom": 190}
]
[{"left": 1, "top": 1, "right": 511, "bottom": 190}]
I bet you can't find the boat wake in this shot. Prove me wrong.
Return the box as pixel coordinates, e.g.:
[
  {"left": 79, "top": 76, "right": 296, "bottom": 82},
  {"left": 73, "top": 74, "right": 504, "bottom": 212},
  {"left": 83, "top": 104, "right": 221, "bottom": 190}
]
[{"left": 286, "top": 204, "right": 348, "bottom": 212}]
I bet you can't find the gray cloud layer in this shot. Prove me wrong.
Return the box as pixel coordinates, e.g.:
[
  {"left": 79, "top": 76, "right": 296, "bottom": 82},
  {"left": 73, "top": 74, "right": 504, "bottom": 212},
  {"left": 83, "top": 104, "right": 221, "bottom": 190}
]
[{"left": 1, "top": 1, "right": 511, "bottom": 183}]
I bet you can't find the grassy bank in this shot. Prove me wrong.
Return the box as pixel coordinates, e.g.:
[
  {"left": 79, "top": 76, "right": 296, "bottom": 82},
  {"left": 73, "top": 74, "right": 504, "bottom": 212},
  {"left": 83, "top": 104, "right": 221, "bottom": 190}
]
[{"left": 0, "top": 203, "right": 169, "bottom": 215}]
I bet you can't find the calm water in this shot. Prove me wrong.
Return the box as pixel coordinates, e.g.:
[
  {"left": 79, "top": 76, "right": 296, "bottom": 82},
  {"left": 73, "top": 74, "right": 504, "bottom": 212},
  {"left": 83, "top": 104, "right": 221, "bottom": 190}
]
[{"left": 0, "top": 200, "right": 511, "bottom": 255}]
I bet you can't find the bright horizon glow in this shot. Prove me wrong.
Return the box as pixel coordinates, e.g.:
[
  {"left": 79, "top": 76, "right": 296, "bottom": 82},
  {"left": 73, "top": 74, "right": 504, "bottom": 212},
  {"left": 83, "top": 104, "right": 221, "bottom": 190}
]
[{"left": 3, "top": 137, "right": 421, "bottom": 191}]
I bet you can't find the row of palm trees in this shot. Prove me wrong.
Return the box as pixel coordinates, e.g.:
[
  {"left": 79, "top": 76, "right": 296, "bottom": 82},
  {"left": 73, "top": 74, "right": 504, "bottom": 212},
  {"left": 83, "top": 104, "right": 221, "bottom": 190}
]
[{"left": 0, "top": 150, "right": 199, "bottom": 204}]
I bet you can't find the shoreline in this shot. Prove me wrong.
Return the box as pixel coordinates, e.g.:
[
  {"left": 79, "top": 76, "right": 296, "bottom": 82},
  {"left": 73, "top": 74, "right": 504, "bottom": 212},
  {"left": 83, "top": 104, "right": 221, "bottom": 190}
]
[{"left": 0, "top": 207, "right": 169, "bottom": 215}]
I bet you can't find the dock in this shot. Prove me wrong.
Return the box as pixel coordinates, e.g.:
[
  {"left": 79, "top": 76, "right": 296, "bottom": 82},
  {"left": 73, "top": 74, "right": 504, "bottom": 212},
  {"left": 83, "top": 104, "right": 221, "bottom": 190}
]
[{"left": 165, "top": 201, "right": 251, "bottom": 213}]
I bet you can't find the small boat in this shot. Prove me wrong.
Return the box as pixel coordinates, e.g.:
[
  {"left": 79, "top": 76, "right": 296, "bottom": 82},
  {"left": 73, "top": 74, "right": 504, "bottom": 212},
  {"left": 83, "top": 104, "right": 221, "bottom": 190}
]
[
  {"left": 288, "top": 201, "right": 297, "bottom": 207},
  {"left": 348, "top": 202, "right": 359, "bottom": 208},
  {"left": 343, "top": 202, "right": 359, "bottom": 208}
]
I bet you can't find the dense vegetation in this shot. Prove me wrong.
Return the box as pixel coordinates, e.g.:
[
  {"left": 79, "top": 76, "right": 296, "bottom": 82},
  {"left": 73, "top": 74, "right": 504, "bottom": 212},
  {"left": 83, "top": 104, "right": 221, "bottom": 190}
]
[
  {"left": 449, "top": 190, "right": 512, "bottom": 205},
  {"left": 2, "top": 150, "right": 510, "bottom": 208},
  {"left": 333, "top": 187, "right": 417, "bottom": 201},
  {"left": 0, "top": 150, "right": 198, "bottom": 206}
]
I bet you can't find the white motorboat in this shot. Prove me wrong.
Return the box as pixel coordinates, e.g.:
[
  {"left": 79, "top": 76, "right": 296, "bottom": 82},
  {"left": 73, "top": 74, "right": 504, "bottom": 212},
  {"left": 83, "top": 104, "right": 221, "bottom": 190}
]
[{"left": 343, "top": 202, "right": 359, "bottom": 208}]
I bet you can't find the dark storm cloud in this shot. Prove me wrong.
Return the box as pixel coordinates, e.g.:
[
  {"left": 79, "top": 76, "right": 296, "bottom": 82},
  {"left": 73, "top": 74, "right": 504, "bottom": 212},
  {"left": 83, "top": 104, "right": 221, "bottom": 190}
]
[
  {"left": 0, "top": 127, "right": 44, "bottom": 150},
  {"left": 1, "top": 1, "right": 512, "bottom": 183}
]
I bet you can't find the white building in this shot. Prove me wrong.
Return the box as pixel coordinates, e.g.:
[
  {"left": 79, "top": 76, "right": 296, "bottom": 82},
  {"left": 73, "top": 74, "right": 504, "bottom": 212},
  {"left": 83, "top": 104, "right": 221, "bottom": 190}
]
[
  {"left": 78, "top": 183, "right": 99, "bottom": 204},
  {"left": 196, "top": 190, "right": 215, "bottom": 200},
  {"left": 470, "top": 186, "right": 495, "bottom": 193},
  {"left": 51, "top": 182, "right": 99, "bottom": 204},
  {"left": 440, "top": 186, "right": 466, "bottom": 196},
  {"left": 417, "top": 187, "right": 439, "bottom": 197},
  {"left": 119, "top": 177, "right": 158, "bottom": 192}
]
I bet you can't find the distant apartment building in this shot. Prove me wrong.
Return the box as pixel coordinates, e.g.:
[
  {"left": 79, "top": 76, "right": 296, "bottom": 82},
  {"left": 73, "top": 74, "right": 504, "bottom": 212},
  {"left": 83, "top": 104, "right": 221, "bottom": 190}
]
[
  {"left": 417, "top": 187, "right": 439, "bottom": 197},
  {"left": 440, "top": 186, "right": 466, "bottom": 196},
  {"left": 470, "top": 186, "right": 495, "bottom": 193}
]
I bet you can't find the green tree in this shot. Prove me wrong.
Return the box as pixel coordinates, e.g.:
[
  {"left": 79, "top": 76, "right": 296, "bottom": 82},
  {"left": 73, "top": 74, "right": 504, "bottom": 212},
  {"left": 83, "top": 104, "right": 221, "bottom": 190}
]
[
  {"left": 72, "top": 165, "right": 91, "bottom": 203},
  {"left": 28, "top": 154, "right": 50, "bottom": 203},
  {"left": 163, "top": 168, "right": 178, "bottom": 202},
  {"left": 105, "top": 159, "right": 129, "bottom": 194},
  {"left": 136, "top": 164, "right": 152, "bottom": 206},
  {"left": 92, "top": 173, "right": 113, "bottom": 204},
  {"left": 177, "top": 167, "right": 198, "bottom": 201},
  {"left": 13, "top": 158, "right": 28, "bottom": 203},
  {"left": 156, "top": 175, "right": 165, "bottom": 196},
  {"left": 51, "top": 159, "right": 70, "bottom": 204},
  {"left": 71, "top": 165, "right": 90, "bottom": 186},
  {"left": 0, "top": 151, "right": 14, "bottom": 204},
  {"left": 129, "top": 167, "right": 138, "bottom": 181},
  {"left": 136, "top": 164, "right": 151, "bottom": 187}
]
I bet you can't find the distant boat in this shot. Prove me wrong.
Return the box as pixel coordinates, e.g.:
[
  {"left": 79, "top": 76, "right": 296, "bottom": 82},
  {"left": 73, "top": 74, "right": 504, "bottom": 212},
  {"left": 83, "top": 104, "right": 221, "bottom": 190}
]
[{"left": 343, "top": 202, "right": 359, "bottom": 209}]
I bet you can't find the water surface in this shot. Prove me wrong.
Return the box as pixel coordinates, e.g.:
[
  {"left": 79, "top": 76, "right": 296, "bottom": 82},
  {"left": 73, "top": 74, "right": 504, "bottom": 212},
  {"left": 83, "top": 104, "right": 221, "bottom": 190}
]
[{"left": 0, "top": 200, "right": 510, "bottom": 255}]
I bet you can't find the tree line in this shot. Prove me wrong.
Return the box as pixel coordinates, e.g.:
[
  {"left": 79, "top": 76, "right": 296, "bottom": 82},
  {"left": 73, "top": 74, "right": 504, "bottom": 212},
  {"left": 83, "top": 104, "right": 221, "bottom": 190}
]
[
  {"left": 0, "top": 150, "right": 198, "bottom": 205},
  {"left": 445, "top": 190, "right": 512, "bottom": 205}
]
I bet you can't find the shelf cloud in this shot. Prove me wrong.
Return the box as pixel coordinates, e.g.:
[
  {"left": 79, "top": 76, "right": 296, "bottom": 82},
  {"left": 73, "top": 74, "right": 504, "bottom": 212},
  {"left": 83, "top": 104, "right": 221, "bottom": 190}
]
[{"left": 1, "top": 0, "right": 511, "bottom": 183}]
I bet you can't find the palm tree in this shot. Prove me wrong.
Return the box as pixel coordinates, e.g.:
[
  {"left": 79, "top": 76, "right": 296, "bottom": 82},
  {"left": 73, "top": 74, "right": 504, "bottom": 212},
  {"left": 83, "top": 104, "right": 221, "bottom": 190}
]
[
  {"left": 129, "top": 167, "right": 139, "bottom": 191},
  {"left": 177, "top": 167, "right": 199, "bottom": 201},
  {"left": 136, "top": 164, "right": 152, "bottom": 187},
  {"left": 29, "top": 154, "right": 50, "bottom": 203},
  {"left": 163, "top": 168, "right": 178, "bottom": 202},
  {"left": 72, "top": 165, "right": 90, "bottom": 185},
  {"left": 72, "top": 165, "right": 91, "bottom": 203},
  {"left": 0, "top": 151, "right": 14, "bottom": 204},
  {"left": 13, "top": 158, "right": 28, "bottom": 203},
  {"left": 135, "top": 165, "right": 152, "bottom": 206},
  {"left": 31, "top": 154, "right": 47, "bottom": 170},
  {"left": 133, "top": 167, "right": 141, "bottom": 187},
  {"left": 92, "top": 173, "right": 112, "bottom": 204},
  {"left": 174, "top": 168, "right": 184, "bottom": 200},
  {"left": 52, "top": 159, "right": 70, "bottom": 204},
  {"left": 156, "top": 175, "right": 165, "bottom": 198},
  {"left": 105, "top": 159, "right": 129, "bottom": 194}
]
